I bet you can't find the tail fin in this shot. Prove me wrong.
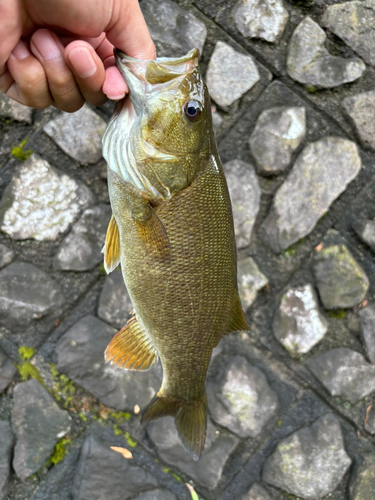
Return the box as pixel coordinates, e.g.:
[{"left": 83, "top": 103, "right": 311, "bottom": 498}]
[{"left": 141, "top": 392, "right": 207, "bottom": 460}]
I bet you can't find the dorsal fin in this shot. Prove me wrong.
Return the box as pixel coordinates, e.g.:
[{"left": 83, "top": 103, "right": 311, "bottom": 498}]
[
  {"left": 105, "top": 315, "right": 157, "bottom": 371},
  {"left": 103, "top": 215, "right": 121, "bottom": 273},
  {"left": 226, "top": 294, "right": 249, "bottom": 334}
]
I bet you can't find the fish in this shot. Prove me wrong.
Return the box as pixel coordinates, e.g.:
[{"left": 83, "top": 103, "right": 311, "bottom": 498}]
[{"left": 101, "top": 47, "right": 249, "bottom": 459}]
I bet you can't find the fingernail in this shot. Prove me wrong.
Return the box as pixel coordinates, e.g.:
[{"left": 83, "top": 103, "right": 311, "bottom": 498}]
[
  {"left": 33, "top": 34, "right": 61, "bottom": 61},
  {"left": 105, "top": 93, "right": 126, "bottom": 100},
  {"left": 11, "top": 41, "right": 31, "bottom": 60},
  {"left": 68, "top": 48, "right": 97, "bottom": 79}
]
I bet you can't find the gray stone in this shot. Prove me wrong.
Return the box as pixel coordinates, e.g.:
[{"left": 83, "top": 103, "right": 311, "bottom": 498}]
[
  {"left": 232, "top": 0, "right": 289, "bottom": 43},
  {"left": 313, "top": 230, "right": 369, "bottom": 309},
  {"left": 365, "top": 404, "right": 375, "bottom": 434},
  {"left": 43, "top": 105, "right": 107, "bottom": 164},
  {"left": 206, "top": 41, "right": 260, "bottom": 107},
  {"left": 0, "top": 94, "right": 32, "bottom": 123},
  {"left": 223, "top": 160, "right": 261, "bottom": 248},
  {"left": 261, "top": 138, "right": 362, "bottom": 253},
  {"left": 12, "top": 379, "right": 71, "bottom": 480},
  {"left": 273, "top": 284, "right": 328, "bottom": 354},
  {"left": 286, "top": 16, "right": 365, "bottom": 88},
  {"left": 141, "top": 0, "right": 207, "bottom": 57},
  {"left": 308, "top": 348, "right": 375, "bottom": 404},
  {"left": 98, "top": 268, "right": 133, "bottom": 329},
  {"left": 0, "top": 155, "right": 94, "bottom": 241},
  {"left": 249, "top": 106, "right": 306, "bottom": 175},
  {"left": 263, "top": 413, "right": 351, "bottom": 499},
  {"left": 54, "top": 204, "right": 111, "bottom": 271},
  {"left": 237, "top": 482, "right": 271, "bottom": 500},
  {"left": 359, "top": 304, "right": 375, "bottom": 364},
  {"left": 73, "top": 435, "right": 158, "bottom": 500},
  {"left": 322, "top": 0, "right": 375, "bottom": 68},
  {"left": 352, "top": 218, "right": 375, "bottom": 253},
  {"left": 207, "top": 355, "right": 278, "bottom": 438},
  {"left": 342, "top": 91, "right": 375, "bottom": 151},
  {"left": 147, "top": 417, "right": 239, "bottom": 489},
  {"left": 0, "top": 347, "right": 17, "bottom": 393},
  {"left": 134, "top": 490, "right": 177, "bottom": 500},
  {"left": 0, "top": 244, "right": 13, "bottom": 269},
  {"left": 56, "top": 315, "right": 162, "bottom": 410},
  {"left": 349, "top": 453, "right": 375, "bottom": 500},
  {"left": 0, "top": 420, "right": 14, "bottom": 500},
  {"left": 212, "top": 108, "right": 223, "bottom": 132},
  {"left": 0, "top": 261, "right": 65, "bottom": 330},
  {"left": 238, "top": 257, "right": 268, "bottom": 310}
]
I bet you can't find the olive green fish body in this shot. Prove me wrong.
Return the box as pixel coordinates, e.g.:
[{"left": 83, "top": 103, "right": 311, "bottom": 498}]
[
  {"left": 108, "top": 151, "right": 237, "bottom": 400},
  {"left": 102, "top": 49, "right": 248, "bottom": 458}
]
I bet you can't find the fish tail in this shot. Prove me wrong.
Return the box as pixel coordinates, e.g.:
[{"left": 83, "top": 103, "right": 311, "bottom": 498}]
[{"left": 141, "top": 392, "right": 207, "bottom": 460}]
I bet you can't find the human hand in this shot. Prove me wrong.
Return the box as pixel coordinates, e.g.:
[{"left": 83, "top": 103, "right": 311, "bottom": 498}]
[{"left": 0, "top": 0, "right": 156, "bottom": 112}]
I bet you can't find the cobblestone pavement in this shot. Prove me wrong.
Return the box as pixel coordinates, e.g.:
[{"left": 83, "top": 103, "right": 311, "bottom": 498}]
[{"left": 1, "top": 1, "right": 375, "bottom": 499}]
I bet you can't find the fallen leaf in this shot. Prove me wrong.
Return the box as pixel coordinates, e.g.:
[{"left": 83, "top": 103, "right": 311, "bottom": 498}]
[
  {"left": 134, "top": 404, "right": 140, "bottom": 414},
  {"left": 315, "top": 243, "right": 323, "bottom": 252},
  {"left": 110, "top": 446, "right": 133, "bottom": 459},
  {"left": 364, "top": 404, "right": 372, "bottom": 427},
  {"left": 186, "top": 483, "right": 199, "bottom": 500}
]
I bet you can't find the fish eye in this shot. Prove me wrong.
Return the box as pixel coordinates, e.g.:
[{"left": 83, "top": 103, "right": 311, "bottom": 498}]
[{"left": 183, "top": 100, "right": 202, "bottom": 122}]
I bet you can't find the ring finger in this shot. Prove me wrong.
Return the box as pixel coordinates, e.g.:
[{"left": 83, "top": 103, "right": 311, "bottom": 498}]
[{"left": 30, "top": 29, "right": 84, "bottom": 112}]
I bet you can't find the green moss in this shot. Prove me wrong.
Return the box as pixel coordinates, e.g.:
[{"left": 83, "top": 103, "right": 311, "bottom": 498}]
[
  {"left": 282, "top": 247, "right": 296, "bottom": 258},
  {"left": 172, "top": 472, "right": 183, "bottom": 482},
  {"left": 16, "top": 361, "right": 44, "bottom": 386},
  {"left": 305, "top": 85, "right": 318, "bottom": 93},
  {"left": 111, "top": 411, "right": 131, "bottom": 422},
  {"left": 18, "top": 345, "right": 37, "bottom": 361},
  {"left": 49, "top": 437, "right": 71, "bottom": 465},
  {"left": 78, "top": 412, "right": 87, "bottom": 422},
  {"left": 113, "top": 424, "right": 123, "bottom": 436},
  {"left": 99, "top": 263, "right": 107, "bottom": 275},
  {"left": 124, "top": 431, "right": 137, "bottom": 448},
  {"left": 277, "top": 418, "right": 283, "bottom": 426},
  {"left": 327, "top": 309, "right": 346, "bottom": 319},
  {"left": 163, "top": 467, "right": 171, "bottom": 473},
  {"left": 48, "top": 366, "right": 77, "bottom": 408},
  {"left": 49, "top": 363, "right": 59, "bottom": 378},
  {"left": 11, "top": 139, "right": 33, "bottom": 162}
]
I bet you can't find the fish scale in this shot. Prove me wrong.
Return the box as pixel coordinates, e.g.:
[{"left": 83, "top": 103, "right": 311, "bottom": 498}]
[{"left": 102, "top": 48, "right": 249, "bottom": 459}]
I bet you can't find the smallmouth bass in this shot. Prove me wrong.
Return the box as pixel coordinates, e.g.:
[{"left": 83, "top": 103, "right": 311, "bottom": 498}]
[{"left": 102, "top": 48, "right": 248, "bottom": 459}]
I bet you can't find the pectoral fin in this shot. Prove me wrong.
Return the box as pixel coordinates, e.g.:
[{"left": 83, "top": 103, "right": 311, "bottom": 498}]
[
  {"left": 225, "top": 294, "right": 249, "bottom": 334},
  {"left": 134, "top": 206, "right": 172, "bottom": 264},
  {"left": 105, "top": 315, "right": 157, "bottom": 371},
  {"left": 103, "top": 215, "right": 121, "bottom": 274}
]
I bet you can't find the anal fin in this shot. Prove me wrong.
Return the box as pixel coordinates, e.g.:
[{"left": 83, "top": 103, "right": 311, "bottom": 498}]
[
  {"left": 226, "top": 293, "right": 249, "bottom": 334},
  {"left": 105, "top": 315, "right": 157, "bottom": 371},
  {"left": 103, "top": 215, "right": 121, "bottom": 274}
]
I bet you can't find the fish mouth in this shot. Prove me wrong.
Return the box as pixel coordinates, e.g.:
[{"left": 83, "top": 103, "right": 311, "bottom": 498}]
[
  {"left": 102, "top": 48, "right": 200, "bottom": 201},
  {"left": 114, "top": 48, "right": 199, "bottom": 91}
]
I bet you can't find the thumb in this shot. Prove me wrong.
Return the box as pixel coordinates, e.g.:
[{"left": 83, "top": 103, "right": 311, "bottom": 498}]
[{"left": 106, "top": 0, "right": 156, "bottom": 60}]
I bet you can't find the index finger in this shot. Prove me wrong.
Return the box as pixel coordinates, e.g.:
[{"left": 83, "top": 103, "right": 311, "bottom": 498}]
[
  {"left": 0, "top": 1, "right": 24, "bottom": 75},
  {"left": 105, "top": 0, "right": 156, "bottom": 61}
]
